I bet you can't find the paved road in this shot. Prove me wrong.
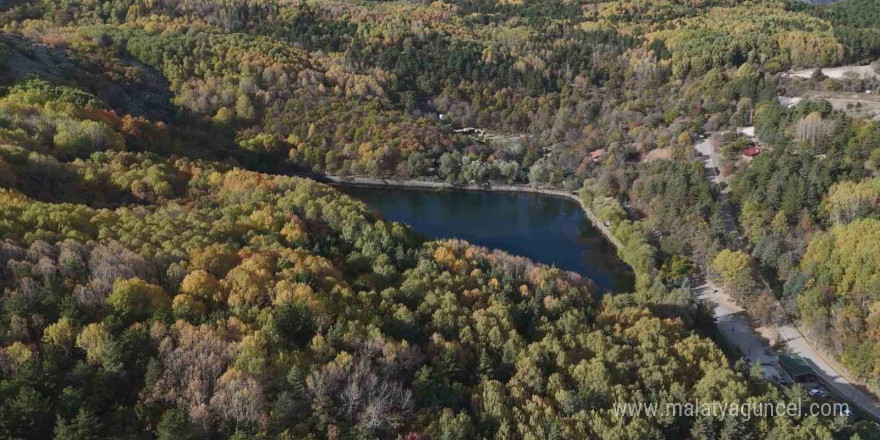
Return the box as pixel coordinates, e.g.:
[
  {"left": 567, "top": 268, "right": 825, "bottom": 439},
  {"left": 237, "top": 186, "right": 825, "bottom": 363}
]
[
  {"left": 777, "top": 324, "right": 880, "bottom": 419},
  {"left": 694, "top": 138, "right": 720, "bottom": 185},
  {"left": 694, "top": 136, "right": 880, "bottom": 421},
  {"left": 700, "top": 280, "right": 880, "bottom": 419}
]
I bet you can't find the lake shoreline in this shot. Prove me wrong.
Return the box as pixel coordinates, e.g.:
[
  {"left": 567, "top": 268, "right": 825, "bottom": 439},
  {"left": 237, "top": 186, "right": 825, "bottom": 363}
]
[{"left": 309, "top": 173, "right": 623, "bottom": 250}]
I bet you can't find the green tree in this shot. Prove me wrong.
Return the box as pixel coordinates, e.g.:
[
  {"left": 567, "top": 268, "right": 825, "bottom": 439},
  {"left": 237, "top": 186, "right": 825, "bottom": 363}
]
[
  {"left": 53, "top": 409, "right": 101, "bottom": 440},
  {"left": 155, "top": 409, "right": 198, "bottom": 440},
  {"left": 107, "top": 278, "right": 170, "bottom": 321},
  {"left": 273, "top": 302, "right": 316, "bottom": 345},
  {"left": 712, "top": 249, "right": 756, "bottom": 298},
  {"left": 43, "top": 318, "right": 78, "bottom": 357}
]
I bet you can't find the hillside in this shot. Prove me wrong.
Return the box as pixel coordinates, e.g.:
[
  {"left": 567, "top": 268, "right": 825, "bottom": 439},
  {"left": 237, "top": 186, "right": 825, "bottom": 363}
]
[
  {"left": 0, "top": 0, "right": 879, "bottom": 438},
  {"left": 0, "top": 82, "right": 851, "bottom": 440}
]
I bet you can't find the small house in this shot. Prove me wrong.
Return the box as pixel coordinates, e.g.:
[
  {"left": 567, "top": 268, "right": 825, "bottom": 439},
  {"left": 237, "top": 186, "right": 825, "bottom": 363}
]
[
  {"left": 742, "top": 146, "right": 762, "bottom": 161},
  {"left": 778, "top": 354, "right": 815, "bottom": 383},
  {"left": 590, "top": 148, "right": 607, "bottom": 163}
]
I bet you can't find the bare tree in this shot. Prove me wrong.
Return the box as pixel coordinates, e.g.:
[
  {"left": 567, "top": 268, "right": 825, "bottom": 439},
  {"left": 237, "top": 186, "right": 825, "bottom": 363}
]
[
  {"left": 144, "top": 322, "right": 235, "bottom": 431},
  {"left": 793, "top": 112, "right": 836, "bottom": 147},
  {"left": 88, "top": 241, "right": 157, "bottom": 298},
  {"left": 210, "top": 369, "right": 267, "bottom": 429},
  {"left": 307, "top": 340, "right": 419, "bottom": 434}
]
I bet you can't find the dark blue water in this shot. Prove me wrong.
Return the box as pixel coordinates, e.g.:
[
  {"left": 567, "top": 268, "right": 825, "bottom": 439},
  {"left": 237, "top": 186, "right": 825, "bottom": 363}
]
[{"left": 341, "top": 187, "right": 635, "bottom": 293}]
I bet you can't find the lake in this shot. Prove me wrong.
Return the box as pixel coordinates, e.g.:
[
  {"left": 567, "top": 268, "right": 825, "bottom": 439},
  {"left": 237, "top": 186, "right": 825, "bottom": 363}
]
[{"left": 341, "top": 186, "right": 635, "bottom": 293}]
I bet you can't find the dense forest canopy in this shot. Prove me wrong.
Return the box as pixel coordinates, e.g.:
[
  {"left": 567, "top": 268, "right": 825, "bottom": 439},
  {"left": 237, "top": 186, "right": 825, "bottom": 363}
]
[
  {"left": 0, "top": 0, "right": 869, "bottom": 183},
  {"left": 0, "top": 85, "right": 853, "bottom": 439},
  {"left": 0, "top": 0, "right": 879, "bottom": 438}
]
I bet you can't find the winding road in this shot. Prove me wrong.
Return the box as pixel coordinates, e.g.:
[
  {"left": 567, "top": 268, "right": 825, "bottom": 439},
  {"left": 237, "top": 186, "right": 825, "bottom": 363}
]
[{"left": 694, "top": 138, "right": 880, "bottom": 421}]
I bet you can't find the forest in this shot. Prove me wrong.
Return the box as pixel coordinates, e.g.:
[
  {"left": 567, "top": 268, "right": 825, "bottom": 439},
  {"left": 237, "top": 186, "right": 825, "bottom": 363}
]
[
  {"left": 0, "top": 0, "right": 879, "bottom": 438},
  {"left": 0, "top": 81, "right": 858, "bottom": 439}
]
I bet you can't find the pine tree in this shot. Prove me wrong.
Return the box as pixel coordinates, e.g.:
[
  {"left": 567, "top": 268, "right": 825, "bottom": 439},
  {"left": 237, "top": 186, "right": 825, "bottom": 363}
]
[
  {"left": 155, "top": 409, "right": 198, "bottom": 440},
  {"left": 53, "top": 410, "right": 101, "bottom": 440}
]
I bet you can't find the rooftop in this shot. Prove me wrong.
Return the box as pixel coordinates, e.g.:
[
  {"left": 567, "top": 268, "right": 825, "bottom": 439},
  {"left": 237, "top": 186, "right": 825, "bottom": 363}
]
[
  {"left": 743, "top": 147, "right": 762, "bottom": 157},
  {"left": 778, "top": 353, "right": 813, "bottom": 378}
]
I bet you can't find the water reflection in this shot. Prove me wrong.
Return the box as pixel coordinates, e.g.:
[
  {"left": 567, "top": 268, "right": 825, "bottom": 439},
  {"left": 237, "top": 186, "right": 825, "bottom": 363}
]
[{"left": 341, "top": 187, "right": 635, "bottom": 294}]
